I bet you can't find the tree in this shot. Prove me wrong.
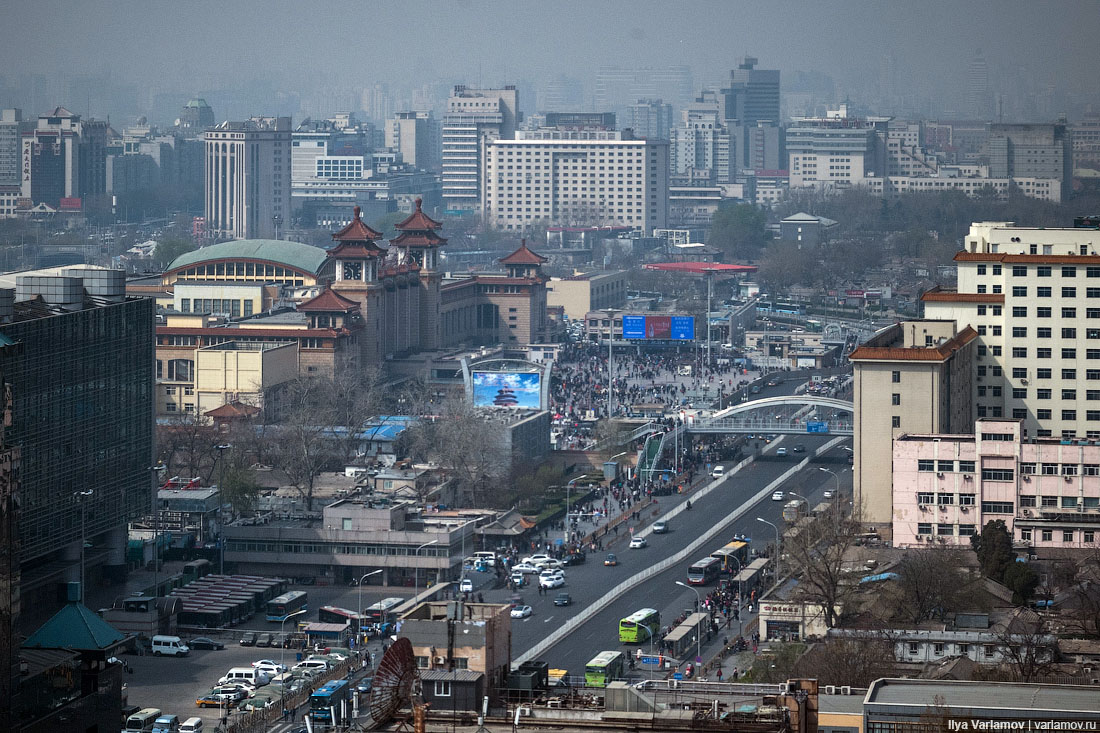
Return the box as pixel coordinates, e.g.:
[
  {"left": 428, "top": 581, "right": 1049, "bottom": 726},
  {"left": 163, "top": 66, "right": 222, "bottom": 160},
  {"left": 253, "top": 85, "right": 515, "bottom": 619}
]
[
  {"left": 757, "top": 241, "right": 819, "bottom": 289},
  {"left": 707, "top": 203, "right": 768, "bottom": 261},
  {"left": 783, "top": 506, "right": 861, "bottom": 628},
  {"left": 153, "top": 235, "right": 198, "bottom": 269},
  {"left": 268, "top": 377, "right": 339, "bottom": 511},
  {"left": 155, "top": 414, "right": 217, "bottom": 479},
  {"left": 217, "top": 462, "right": 261, "bottom": 514},
  {"left": 994, "top": 611, "right": 1056, "bottom": 682},
  {"left": 892, "top": 547, "right": 974, "bottom": 624},
  {"left": 971, "top": 519, "right": 1015, "bottom": 583},
  {"left": 792, "top": 636, "right": 894, "bottom": 687},
  {"left": 1003, "top": 561, "right": 1040, "bottom": 605}
]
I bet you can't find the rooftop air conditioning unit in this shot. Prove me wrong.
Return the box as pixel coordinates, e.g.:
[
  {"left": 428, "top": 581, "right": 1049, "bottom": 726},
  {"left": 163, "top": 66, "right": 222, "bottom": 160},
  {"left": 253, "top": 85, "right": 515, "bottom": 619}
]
[
  {"left": 824, "top": 685, "right": 836, "bottom": 695},
  {"left": 434, "top": 656, "right": 447, "bottom": 665},
  {"left": 1021, "top": 378, "right": 1029, "bottom": 385},
  {"left": 841, "top": 686, "right": 852, "bottom": 695}
]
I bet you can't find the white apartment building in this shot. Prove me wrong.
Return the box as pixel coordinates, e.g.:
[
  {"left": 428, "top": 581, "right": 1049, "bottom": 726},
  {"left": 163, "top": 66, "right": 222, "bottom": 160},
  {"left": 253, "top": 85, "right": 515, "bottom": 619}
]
[
  {"left": 922, "top": 221, "right": 1100, "bottom": 440},
  {"left": 483, "top": 130, "right": 668, "bottom": 231},
  {"left": 786, "top": 106, "right": 889, "bottom": 193},
  {"left": 386, "top": 111, "right": 431, "bottom": 169},
  {"left": 205, "top": 117, "right": 291, "bottom": 240},
  {"left": 441, "top": 86, "right": 518, "bottom": 213},
  {"left": 670, "top": 103, "right": 732, "bottom": 184}
]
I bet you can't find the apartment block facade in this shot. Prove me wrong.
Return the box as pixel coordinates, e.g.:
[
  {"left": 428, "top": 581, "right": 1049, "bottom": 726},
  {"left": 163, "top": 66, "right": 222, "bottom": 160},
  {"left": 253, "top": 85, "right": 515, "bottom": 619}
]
[
  {"left": 441, "top": 86, "right": 518, "bottom": 213},
  {"left": 204, "top": 117, "right": 292, "bottom": 240},
  {"left": 483, "top": 130, "right": 668, "bottom": 231}
]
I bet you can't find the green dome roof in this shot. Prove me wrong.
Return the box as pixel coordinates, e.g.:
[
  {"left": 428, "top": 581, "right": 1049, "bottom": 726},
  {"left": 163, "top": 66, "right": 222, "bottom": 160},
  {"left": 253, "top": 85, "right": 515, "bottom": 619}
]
[{"left": 167, "top": 239, "right": 330, "bottom": 276}]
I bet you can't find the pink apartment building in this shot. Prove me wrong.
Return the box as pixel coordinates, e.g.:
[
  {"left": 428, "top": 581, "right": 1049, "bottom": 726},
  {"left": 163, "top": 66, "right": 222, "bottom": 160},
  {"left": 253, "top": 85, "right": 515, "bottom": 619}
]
[{"left": 893, "top": 418, "right": 1100, "bottom": 549}]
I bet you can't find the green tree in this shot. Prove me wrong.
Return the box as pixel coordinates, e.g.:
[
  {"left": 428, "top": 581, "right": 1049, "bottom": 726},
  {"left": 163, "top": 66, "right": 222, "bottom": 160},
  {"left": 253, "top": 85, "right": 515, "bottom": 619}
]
[
  {"left": 154, "top": 236, "right": 198, "bottom": 269},
  {"left": 971, "top": 519, "right": 1015, "bottom": 582},
  {"left": 217, "top": 462, "right": 261, "bottom": 514},
  {"left": 371, "top": 210, "right": 407, "bottom": 241},
  {"left": 707, "top": 203, "right": 768, "bottom": 260},
  {"left": 1003, "top": 561, "right": 1040, "bottom": 605}
]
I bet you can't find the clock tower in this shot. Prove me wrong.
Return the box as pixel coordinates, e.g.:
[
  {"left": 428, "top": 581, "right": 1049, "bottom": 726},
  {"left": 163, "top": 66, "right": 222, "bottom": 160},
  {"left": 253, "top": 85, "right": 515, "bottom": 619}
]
[
  {"left": 328, "top": 205, "right": 387, "bottom": 362},
  {"left": 391, "top": 198, "right": 447, "bottom": 349}
]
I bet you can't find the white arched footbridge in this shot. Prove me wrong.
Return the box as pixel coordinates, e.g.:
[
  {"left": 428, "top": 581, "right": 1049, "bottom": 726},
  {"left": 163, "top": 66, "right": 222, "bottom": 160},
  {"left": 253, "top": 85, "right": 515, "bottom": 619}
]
[{"left": 691, "top": 394, "right": 854, "bottom": 436}]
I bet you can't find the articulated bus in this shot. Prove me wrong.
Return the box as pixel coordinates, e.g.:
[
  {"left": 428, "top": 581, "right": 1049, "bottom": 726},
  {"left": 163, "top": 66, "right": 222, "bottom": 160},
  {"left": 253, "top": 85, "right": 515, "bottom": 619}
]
[
  {"left": 709, "top": 539, "right": 750, "bottom": 574},
  {"left": 618, "top": 608, "right": 660, "bottom": 644},
  {"left": 363, "top": 597, "right": 405, "bottom": 630},
  {"left": 318, "top": 606, "right": 365, "bottom": 633},
  {"left": 309, "top": 679, "right": 350, "bottom": 725},
  {"left": 265, "top": 591, "right": 308, "bottom": 622},
  {"left": 584, "top": 651, "right": 625, "bottom": 687},
  {"left": 686, "top": 556, "right": 721, "bottom": 586}
]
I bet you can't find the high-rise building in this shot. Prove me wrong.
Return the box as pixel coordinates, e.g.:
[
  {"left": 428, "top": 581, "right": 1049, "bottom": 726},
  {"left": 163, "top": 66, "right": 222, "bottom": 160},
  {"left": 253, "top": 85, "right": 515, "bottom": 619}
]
[
  {"left": 387, "top": 111, "right": 432, "bottom": 169},
  {"left": 721, "top": 57, "right": 780, "bottom": 127},
  {"left": 629, "top": 99, "right": 672, "bottom": 141},
  {"left": 595, "top": 66, "right": 693, "bottom": 119},
  {"left": 670, "top": 96, "right": 732, "bottom": 184},
  {"left": 786, "top": 104, "right": 890, "bottom": 192},
  {"left": 985, "top": 123, "right": 1072, "bottom": 192},
  {"left": 1070, "top": 113, "right": 1100, "bottom": 171},
  {"left": 19, "top": 107, "right": 108, "bottom": 210},
  {"left": 441, "top": 86, "right": 519, "bottom": 213},
  {"left": 0, "top": 268, "right": 154, "bottom": 629},
  {"left": 483, "top": 129, "right": 668, "bottom": 231},
  {"left": 0, "top": 109, "right": 22, "bottom": 187},
  {"left": 966, "top": 51, "right": 991, "bottom": 120},
  {"left": 177, "top": 98, "right": 214, "bottom": 131},
  {"left": 204, "top": 116, "right": 292, "bottom": 240}
]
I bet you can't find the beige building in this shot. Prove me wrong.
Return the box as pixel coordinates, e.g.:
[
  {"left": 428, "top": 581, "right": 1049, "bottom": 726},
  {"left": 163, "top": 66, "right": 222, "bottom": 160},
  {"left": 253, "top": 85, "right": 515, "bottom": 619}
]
[
  {"left": 545, "top": 270, "right": 627, "bottom": 321},
  {"left": 849, "top": 320, "right": 977, "bottom": 525},
  {"left": 204, "top": 117, "right": 292, "bottom": 240},
  {"left": 922, "top": 221, "right": 1100, "bottom": 440},
  {"left": 194, "top": 341, "right": 298, "bottom": 417}
]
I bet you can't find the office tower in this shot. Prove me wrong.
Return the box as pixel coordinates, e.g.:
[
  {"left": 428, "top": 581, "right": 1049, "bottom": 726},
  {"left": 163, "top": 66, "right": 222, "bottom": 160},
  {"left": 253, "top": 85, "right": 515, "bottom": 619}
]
[
  {"left": 721, "top": 57, "right": 780, "bottom": 127},
  {"left": 19, "top": 107, "right": 108, "bottom": 209},
  {"left": 177, "top": 98, "right": 214, "bottom": 131},
  {"left": 966, "top": 51, "right": 991, "bottom": 120},
  {"left": 670, "top": 97, "right": 732, "bottom": 184},
  {"left": 0, "top": 109, "right": 22, "bottom": 187},
  {"left": 0, "top": 269, "right": 154, "bottom": 628},
  {"left": 441, "top": 86, "right": 518, "bottom": 213},
  {"left": 786, "top": 104, "right": 890, "bottom": 192},
  {"left": 538, "top": 76, "right": 584, "bottom": 113},
  {"left": 629, "top": 99, "right": 672, "bottom": 141},
  {"left": 986, "top": 123, "right": 1072, "bottom": 192},
  {"left": 483, "top": 129, "right": 668, "bottom": 231},
  {"left": 204, "top": 116, "right": 291, "bottom": 240},
  {"left": 387, "top": 111, "right": 432, "bottom": 168},
  {"left": 595, "top": 67, "right": 693, "bottom": 119}
]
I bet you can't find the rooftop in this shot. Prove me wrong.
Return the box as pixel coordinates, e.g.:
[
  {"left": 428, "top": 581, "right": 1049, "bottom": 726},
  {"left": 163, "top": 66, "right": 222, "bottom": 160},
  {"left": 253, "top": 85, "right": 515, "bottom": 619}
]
[
  {"left": 849, "top": 323, "right": 978, "bottom": 362},
  {"left": 865, "top": 678, "right": 1100, "bottom": 714},
  {"left": 166, "top": 239, "right": 330, "bottom": 276}
]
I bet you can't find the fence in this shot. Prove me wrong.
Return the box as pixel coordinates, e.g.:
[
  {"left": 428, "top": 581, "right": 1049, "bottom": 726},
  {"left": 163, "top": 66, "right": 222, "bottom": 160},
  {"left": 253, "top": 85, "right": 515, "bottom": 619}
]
[{"left": 224, "top": 656, "right": 355, "bottom": 733}]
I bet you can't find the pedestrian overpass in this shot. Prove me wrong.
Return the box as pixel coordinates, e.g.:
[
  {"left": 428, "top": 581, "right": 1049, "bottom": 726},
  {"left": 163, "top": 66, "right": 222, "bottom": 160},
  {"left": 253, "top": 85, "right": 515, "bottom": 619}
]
[{"left": 634, "top": 395, "right": 853, "bottom": 479}]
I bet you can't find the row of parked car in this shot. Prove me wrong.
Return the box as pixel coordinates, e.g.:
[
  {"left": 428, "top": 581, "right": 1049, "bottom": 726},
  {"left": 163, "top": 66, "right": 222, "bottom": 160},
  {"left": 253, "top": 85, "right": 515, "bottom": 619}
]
[
  {"left": 238, "top": 630, "right": 292, "bottom": 648},
  {"left": 195, "top": 652, "right": 346, "bottom": 710}
]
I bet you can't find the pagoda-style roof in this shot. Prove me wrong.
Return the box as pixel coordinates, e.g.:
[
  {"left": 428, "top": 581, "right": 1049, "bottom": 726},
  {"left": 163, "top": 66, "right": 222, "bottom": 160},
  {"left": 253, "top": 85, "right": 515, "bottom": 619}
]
[
  {"left": 332, "top": 205, "right": 384, "bottom": 243},
  {"left": 204, "top": 401, "right": 262, "bottom": 419},
  {"left": 500, "top": 239, "right": 547, "bottom": 266},
  {"left": 390, "top": 229, "right": 447, "bottom": 248},
  {"left": 297, "top": 287, "right": 361, "bottom": 313},
  {"left": 395, "top": 198, "right": 443, "bottom": 231},
  {"left": 24, "top": 596, "right": 126, "bottom": 652}
]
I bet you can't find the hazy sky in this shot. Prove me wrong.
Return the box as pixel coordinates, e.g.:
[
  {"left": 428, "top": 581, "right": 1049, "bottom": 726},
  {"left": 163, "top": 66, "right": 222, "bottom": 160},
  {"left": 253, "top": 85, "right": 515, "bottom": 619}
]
[{"left": 3, "top": 0, "right": 1098, "bottom": 115}]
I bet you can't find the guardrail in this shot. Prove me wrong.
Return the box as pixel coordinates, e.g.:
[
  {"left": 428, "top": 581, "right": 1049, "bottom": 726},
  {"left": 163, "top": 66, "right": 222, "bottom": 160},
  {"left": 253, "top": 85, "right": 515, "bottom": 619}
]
[{"left": 513, "top": 435, "right": 846, "bottom": 668}]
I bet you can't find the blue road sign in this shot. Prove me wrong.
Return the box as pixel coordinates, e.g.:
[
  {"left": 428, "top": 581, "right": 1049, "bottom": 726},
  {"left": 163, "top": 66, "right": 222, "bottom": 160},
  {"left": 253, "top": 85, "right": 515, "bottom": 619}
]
[
  {"left": 640, "top": 656, "right": 659, "bottom": 665},
  {"left": 673, "top": 673, "right": 683, "bottom": 680},
  {"left": 806, "top": 421, "right": 829, "bottom": 433}
]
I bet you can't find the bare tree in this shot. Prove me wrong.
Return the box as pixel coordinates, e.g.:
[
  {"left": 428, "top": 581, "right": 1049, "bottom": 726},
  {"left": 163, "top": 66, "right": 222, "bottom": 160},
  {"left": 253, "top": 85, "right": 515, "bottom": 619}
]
[
  {"left": 156, "top": 414, "right": 217, "bottom": 479},
  {"left": 268, "top": 377, "right": 339, "bottom": 511},
  {"left": 783, "top": 506, "right": 861, "bottom": 628},
  {"left": 792, "top": 636, "right": 895, "bottom": 688},
  {"left": 994, "top": 611, "right": 1057, "bottom": 682},
  {"left": 892, "top": 547, "right": 975, "bottom": 624}
]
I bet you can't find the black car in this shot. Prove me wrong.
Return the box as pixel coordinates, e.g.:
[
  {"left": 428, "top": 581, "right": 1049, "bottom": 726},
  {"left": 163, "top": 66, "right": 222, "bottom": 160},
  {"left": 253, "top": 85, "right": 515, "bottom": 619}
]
[
  {"left": 239, "top": 632, "right": 257, "bottom": 647},
  {"left": 562, "top": 552, "right": 586, "bottom": 566},
  {"left": 792, "top": 444, "right": 806, "bottom": 453},
  {"left": 273, "top": 632, "right": 289, "bottom": 648},
  {"left": 189, "top": 637, "right": 225, "bottom": 651},
  {"left": 553, "top": 593, "right": 572, "bottom": 606},
  {"left": 256, "top": 632, "right": 273, "bottom": 648}
]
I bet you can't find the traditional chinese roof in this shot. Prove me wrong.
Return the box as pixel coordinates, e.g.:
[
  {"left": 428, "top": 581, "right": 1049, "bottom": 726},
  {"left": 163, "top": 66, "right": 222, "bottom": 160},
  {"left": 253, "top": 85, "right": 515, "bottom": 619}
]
[
  {"left": 24, "top": 597, "right": 126, "bottom": 652},
  {"left": 500, "top": 240, "right": 547, "bottom": 266},
  {"left": 204, "top": 401, "right": 262, "bottom": 419},
  {"left": 395, "top": 198, "right": 442, "bottom": 231},
  {"left": 297, "top": 287, "right": 361, "bottom": 312},
  {"left": 331, "top": 205, "right": 384, "bottom": 244}
]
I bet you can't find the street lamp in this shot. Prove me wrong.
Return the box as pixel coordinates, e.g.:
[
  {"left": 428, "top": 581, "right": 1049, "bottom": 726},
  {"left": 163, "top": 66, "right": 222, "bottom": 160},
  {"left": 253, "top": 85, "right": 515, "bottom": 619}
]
[
  {"left": 756, "top": 517, "right": 781, "bottom": 586},
  {"left": 279, "top": 608, "right": 308, "bottom": 671},
  {"left": 357, "top": 569, "right": 384, "bottom": 639},
  {"left": 413, "top": 540, "right": 438, "bottom": 601},
  {"left": 214, "top": 444, "right": 231, "bottom": 573},
  {"left": 149, "top": 464, "right": 166, "bottom": 598},
  {"left": 74, "top": 490, "right": 94, "bottom": 602},
  {"left": 674, "top": 581, "right": 702, "bottom": 666}
]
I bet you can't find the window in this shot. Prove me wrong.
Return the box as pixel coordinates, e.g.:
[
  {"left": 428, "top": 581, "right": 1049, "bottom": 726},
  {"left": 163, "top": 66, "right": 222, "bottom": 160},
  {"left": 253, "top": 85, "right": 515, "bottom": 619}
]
[
  {"left": 1063, "top": 369, "right": 1078, "bottom": 380},
  {"left": 1037, "top": 368, "right": 1052, "bottom": 379},
  {"left": 891, "top": 371, "right": 900, "bottom": 383},
  {"left": 1042, "top": 463, "right": 1059, "bottom": 475},
  {"left": 1063, "top": 348, "right": 1078, "bottom": 359},
  {"left": 892, "top": 416, "right": 901, "bottom": 428},
  {"left": 1012, "top": 327, "right": 1027, "bottom": 337},
  {"left": 959, "top": 493, "right": 976, "bottom": 505},
  {"left": 892, "top": 393, "right": 900, "bottom": 405},
  {"left": 1063, "top": 287, "right": 1078, "bottom": 298},
  {"left": 1020, "top": 528, "right": 1032, "bottom": 542},
  {"left": 1038, "top": 287, "right": 1052, "bottom": 298},
  {"left": 1013, "top": 388, "right": 1027, "bottom": 399},
  {"left": 1012, "top": 307, "right": 1027, "bottom": 318},
  {"left": 1041, "top": 495, "right": 1058, "bottom": 507},
  {"left": 908, "top": 642, "right": 919, "bottom": 655},
  {"left": 1038, "top": 307, "right": 1052, "bottom": 318},
  {"left": 981, "top": 501, "right": 1014, "bottom": 513},
  {"left": 1020, "top": 495, "right": 1037, "bottom": 507},
  {"left": 1038, "top": 266, "right": 1052, "bottom": 277},
  {"left": 917, "top": 492, "right": 934, "bottom": 505},
  {"left": 1063, "top": 389, "right": 1078, "bottom": 400},
  {"left": 917, "top": 523, "right": 932, "bottom": 535},
  {"left": 978, "top": 265, "right": 987, "bottom": 275},
  {"left": 433, "top": 681, "right": 452, "bottom": 696},
  {"left": 1042, "top": 529, "right": 1053, "bottom": 542},
  {"left": 959, "top": 460, "right": 975, "bottom": 473},
  {"left": 1038, "top": 348, "right": 1052, "bottom": 359},
  {"left": 1012, "top": 286, "right": 1027, "bottom": 297},
  {"left": 934, "top": 642, "right": 945, "bottom": 655},
  {"left": 959, "top": 643, "right": 971, "bottom": 655},
  {"left": 937, "top": 493, "right": 954, "bottom": 506},
  {"left": 981, "top": 469, "right": 1015, "bottom": 482},
  {"left": 1086, "top": 530, "right": 1096, "bottom": 544},
  {"left": 938, "top": 524, "right": 955, "bottom": 536},
  {"left": 937, "top": 460, "right": 954, "bottom": 472},
  {"left": 1012, "top": 347, "right": 1028, "bottom": 358},
  {"left": 1064, "top": 308, "right": 1078, "bottom": 319},
  {"left": 1064, "top": 266, "right": 1077, "bottom": 278},
  {"left": 1012, "top": 265, "right": 1026, "bottom": 276},
  {"left": 1021, "top": 462, "right": 1037, "bottom": 474}
]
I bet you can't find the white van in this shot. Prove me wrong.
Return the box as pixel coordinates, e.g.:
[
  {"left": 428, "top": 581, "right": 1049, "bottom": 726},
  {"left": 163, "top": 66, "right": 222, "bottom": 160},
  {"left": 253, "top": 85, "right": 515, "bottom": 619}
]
[
  {"left": 472, "top": 551, "right": 497, "bottom": 566},
  {"left": 150, "top": 635, "right": 189, "bottom": 657},
  {"left": 125, "top": 708, "right": 163, "bottom": 732},
  {"left": 218, "top": 667, "right": 270, "bottom": 687},
  {"left": 179, "top": 719, "right": 204, "bottom": 733}
]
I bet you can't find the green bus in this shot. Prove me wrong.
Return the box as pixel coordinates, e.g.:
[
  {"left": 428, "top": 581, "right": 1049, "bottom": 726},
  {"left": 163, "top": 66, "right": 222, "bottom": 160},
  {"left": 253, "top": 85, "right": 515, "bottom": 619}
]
[
  {"left": 584, "top": 650, "right": 625, "bottom": 687},
  {"left": 618, "top": 608, "right": 660, "bottom": 644}
]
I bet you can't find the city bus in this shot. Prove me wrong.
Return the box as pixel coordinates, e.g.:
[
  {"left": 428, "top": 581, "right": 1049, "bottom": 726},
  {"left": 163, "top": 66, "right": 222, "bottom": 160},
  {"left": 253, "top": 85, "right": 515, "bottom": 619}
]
[
  {"left": 686, "top": 556, "right": 721, "bottom": 586},
  {"left": 584, "top": 651, "right": 625, "bottom": 688},
  {"left": 709, "top": 540, "right": 750, "bottom": 574},
  {"left": 318, "top": 605, "right": 365, "bottom": 633},
  {"left": 732, "top": 557, "right": 770, "bottom": 598},
  {"left": 618, "top": 608, "right": 660, "bottom": 644},
  {"left": 363, "top": 597, "right": 405, "bottom": 630},
  {"left": 309, "top": 679, "right": 350, "bottom": 725},
  {"left": 181, "top": 559, "right": 212, "bottom": 584},
  {"left": 265, "top": 590, "right": 308, "bottom": 622}
]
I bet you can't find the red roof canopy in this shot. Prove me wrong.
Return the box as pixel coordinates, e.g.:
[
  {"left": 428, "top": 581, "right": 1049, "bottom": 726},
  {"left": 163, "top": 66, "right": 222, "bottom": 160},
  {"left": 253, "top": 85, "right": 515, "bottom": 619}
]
[
  {"left": 643, "top": 262, "right": 757, "bottom": 274},
  {"left": 204, "top": 401, "right": 261, "bottom": 419},
  {"left": 332, "top": 205, "right": 384, "bottom": 242},
  {"left": 500, "top": 239, "right": 547, "bottom": 265}
]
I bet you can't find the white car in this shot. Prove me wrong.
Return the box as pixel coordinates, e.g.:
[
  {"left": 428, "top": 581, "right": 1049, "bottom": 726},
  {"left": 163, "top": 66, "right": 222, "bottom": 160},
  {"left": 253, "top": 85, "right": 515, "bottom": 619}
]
[
  {"left": 652, "top": 520, "right": 668, "bottom": 534},
  {"left": 823, "top": 490, "right": 834, "bottom": 499},
  {"left": 628, "top": 536, "right": 648, "bottom": 549},
  {"left": 771, "top": 490, "right": 786, "bottom": 501},
  {"left": 538, "top": 571, "right": 565, "bottom": 589},
  {"left": 511, "top": 563, "right": 540, "bottom": 574},
  {"left": 535, "top": 559, "right": 564, "bottom": 571},
  {"left": 459, "top": 578, "right": 473, "bottom": 593},
  {"left": 711, "top": 465, "right": 726, "bottom": 478},
  {"left": 251, "top": 659, "right": 285, "bottom": 672},
  {"left": 292, "top": 660, "right": 329, "bottom": 674},
  {"left": 253, "top": 663, "right": 284, "bottom": 678},
  {"left": 510, "top": 604, "right": 533, "bottom": 619},
  {"left": 522, "top": 554, "right": 553, "bottom": 565}
]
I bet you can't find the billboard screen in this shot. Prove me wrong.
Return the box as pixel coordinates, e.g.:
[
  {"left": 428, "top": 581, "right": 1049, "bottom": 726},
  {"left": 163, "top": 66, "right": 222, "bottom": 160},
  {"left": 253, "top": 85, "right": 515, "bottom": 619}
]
[
  {"left": 621, "top": 315, "right": 695, "bottom": 341},
  {"left": 471, "top": 371, "right": 543, "bottom": 408}
]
